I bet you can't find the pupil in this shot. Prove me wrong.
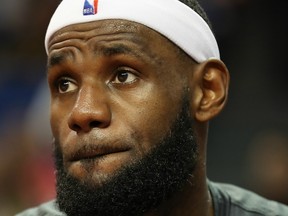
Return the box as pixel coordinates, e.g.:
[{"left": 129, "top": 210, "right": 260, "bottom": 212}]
[
  {"left": 118, "top": 72, "right": 128, "bottom": 82},
  {"left": 59, "top": 80, "right": 69, "bottom": 92}
]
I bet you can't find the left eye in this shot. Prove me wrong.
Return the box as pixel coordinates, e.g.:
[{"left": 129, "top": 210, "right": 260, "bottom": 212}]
[{"left": 111, "top": 69, "right": 138, "bottom": 84}]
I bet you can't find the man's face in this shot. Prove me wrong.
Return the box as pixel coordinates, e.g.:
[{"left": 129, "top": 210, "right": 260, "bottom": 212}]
[{"left": 47, "top": 19, "right": 198, "bottom": 215}]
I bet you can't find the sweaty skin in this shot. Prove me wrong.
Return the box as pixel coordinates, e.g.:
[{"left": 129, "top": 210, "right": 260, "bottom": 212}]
[{"left": 47, "top": 19, "right": 229, "bottom": 216}]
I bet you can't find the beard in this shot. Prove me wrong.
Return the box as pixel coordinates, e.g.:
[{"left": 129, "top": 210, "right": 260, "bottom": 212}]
[{"left": 54, "top": 95, "right": 198, "bottom": 216}]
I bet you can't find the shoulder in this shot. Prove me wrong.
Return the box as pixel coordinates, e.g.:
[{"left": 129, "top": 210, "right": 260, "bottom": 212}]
[
  {"left": 209, "top": 181, "right": 288, "bottom": 216},
  {"left": 15, "top": 200, "right": 65, "bottom": 216}
]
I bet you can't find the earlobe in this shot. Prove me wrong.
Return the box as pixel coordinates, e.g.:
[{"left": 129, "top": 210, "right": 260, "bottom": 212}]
[{"left": 195, "top": 59, "right": 230, "bottom": 122}]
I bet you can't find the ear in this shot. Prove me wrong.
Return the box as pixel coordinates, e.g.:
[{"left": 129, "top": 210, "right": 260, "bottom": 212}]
[{"left": 194, "top": 59, "right": 230, "bottom": 122}]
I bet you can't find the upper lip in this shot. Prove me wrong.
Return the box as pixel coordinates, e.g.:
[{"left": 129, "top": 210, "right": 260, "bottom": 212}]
[{"left": 69, "top": 144, "right": 130, "bottom": 162}]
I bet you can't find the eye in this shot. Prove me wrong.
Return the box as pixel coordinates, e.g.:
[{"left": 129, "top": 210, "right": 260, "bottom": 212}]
[
  {"left": 111, "top": 68, "right": 138, "bottom": 85},
  {"left": 57, "top": 77, "right": 78, "bottom": 93}
]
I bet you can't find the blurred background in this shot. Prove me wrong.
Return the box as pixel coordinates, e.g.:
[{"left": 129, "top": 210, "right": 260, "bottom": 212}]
[{"left": 0, "top": 0, "right": 287, "bottom": 214}]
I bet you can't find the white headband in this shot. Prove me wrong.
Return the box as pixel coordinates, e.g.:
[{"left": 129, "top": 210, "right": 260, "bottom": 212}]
[{"left": 45, "top": 0, "right": 220, "bottom": 62}]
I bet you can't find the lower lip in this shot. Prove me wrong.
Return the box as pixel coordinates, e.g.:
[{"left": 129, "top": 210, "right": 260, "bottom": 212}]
[{"left": 67, "top": 151, "right": 131, "bottom": 179}]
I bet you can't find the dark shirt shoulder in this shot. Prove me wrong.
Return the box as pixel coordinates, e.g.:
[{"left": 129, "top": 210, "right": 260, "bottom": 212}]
[{"left": 209, "top": 181, "right": 288, "bottom": 216}]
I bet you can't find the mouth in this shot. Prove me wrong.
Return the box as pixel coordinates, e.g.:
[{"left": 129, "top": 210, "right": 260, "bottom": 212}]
[
  {"left": 64, "top": 142, "right": 133, "bottom": 178},
  {"left": 69, "top": 145, "right": 131, "bottom": 162}
]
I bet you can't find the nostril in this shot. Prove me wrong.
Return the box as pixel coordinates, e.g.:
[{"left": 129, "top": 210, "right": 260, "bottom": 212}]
[
  {"left": 89, "top": 121, "right": 101, "bottom": 128},
  {"left": 69, "top": 120, "right": 109, "bottom": 133},
  {"left": 72, "top": 124, "right": 81, "bottom": 132}
]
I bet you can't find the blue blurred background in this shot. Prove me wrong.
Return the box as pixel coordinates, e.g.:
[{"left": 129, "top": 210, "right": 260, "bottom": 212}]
[{"left": 0, "top": 0, "right": 287, "bottom": 214}]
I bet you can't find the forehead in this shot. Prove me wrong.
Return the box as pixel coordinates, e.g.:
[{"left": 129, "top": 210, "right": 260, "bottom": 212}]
[{"left": 47, "top": 19, "right": 180, "bottom": 56}]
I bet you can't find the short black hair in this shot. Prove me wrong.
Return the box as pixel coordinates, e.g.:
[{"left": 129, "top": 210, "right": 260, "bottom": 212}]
[{"left": 178, "top": 0, "right": 212, "bottom": 28}]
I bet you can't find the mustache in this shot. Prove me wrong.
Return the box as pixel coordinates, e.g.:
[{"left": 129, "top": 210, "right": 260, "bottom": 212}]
[{"left": 53, "top": 137, "right": 134, "bottom": 160}]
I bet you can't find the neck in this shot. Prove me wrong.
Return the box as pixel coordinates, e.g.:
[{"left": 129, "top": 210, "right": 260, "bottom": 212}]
[{"left": 144, "top": 164, "right": 213, "bottom": 216}]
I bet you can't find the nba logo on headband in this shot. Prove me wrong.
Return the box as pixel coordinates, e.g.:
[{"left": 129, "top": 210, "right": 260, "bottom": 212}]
[{"left": 83, "top": 0, "right": 99, "bottom": 15}]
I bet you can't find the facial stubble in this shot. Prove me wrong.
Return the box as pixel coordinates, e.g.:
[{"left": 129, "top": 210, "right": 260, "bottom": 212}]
[{"left": 54, "top": 95, "right": 198, "bottom": 216}]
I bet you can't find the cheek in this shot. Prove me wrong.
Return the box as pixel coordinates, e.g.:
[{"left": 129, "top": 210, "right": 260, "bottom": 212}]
[
  {"left": 50, "top": 101, "right": 70, "bottom": 143},
  {"left": 116, "top": 87, "right": 183, "bottom": 154}
]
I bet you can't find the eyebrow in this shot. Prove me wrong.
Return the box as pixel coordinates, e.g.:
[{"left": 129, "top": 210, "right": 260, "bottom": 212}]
[
  {"left": 47, "top": 50, "right": 75, "bottom": 68},
  {"left": 100, "top": 42, "right": 163, "bottom": 66},
  {"left": 97, "top": 43, "right": 149, "bottom": 61},
  {"left": 47, "top": 42, "right": 159, "bottom": 69}
]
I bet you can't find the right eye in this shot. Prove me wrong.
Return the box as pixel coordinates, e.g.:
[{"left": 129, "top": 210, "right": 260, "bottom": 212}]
[{"left": 57, "top": 77, "right": 78, "bottom": 93}]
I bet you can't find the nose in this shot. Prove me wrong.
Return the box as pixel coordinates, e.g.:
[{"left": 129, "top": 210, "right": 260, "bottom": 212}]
[{"left": 68, "top": 87, "right": 112, "bottom": 133}]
